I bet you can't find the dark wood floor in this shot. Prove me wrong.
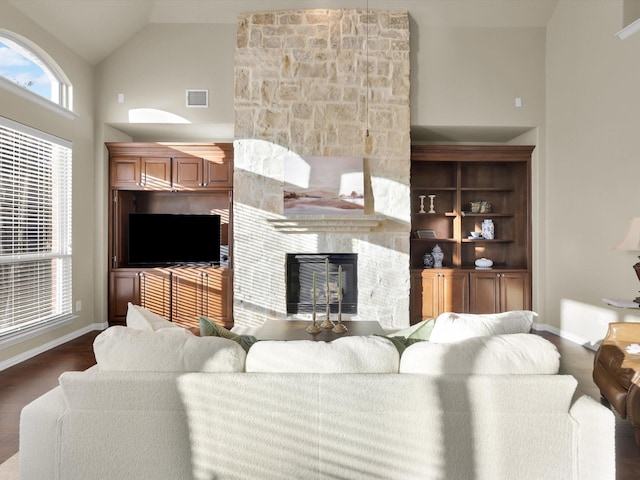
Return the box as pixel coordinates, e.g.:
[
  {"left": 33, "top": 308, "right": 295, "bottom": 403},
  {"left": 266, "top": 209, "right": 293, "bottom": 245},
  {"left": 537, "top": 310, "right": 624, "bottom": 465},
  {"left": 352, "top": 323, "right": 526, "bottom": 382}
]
[
  {"left": 0, "top": 330, "right": 100, "bottom": 464},
  {"left": 1, "top": 330, "right": 640, "bottom": 479}
]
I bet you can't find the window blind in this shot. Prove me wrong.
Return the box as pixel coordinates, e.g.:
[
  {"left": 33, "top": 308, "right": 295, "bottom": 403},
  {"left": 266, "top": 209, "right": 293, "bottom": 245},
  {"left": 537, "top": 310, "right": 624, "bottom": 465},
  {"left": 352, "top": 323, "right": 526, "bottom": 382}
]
[{"left": 0, "top": 116, "right": 72, "bottom": 337}]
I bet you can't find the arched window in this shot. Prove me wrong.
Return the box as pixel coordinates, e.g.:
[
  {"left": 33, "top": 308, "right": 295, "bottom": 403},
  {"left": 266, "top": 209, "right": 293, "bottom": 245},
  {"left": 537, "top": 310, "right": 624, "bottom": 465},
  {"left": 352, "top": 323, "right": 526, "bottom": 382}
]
[{"left": 0, "top": 29, "right": 73, "bottom": 112}]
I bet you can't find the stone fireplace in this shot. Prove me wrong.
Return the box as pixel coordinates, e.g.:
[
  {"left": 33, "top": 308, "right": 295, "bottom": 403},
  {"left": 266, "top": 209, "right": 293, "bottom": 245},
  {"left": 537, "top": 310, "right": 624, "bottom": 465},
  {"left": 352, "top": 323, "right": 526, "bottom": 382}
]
[{"left": 233, "top": 9, "right": 411, "bottom": 330}]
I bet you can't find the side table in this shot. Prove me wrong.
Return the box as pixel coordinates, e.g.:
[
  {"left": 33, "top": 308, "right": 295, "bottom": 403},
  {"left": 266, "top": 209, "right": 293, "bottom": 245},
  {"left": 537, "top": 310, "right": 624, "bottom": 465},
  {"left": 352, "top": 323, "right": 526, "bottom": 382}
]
[{"left": 603, "top": 297, "right": 640, "bottom": 309}]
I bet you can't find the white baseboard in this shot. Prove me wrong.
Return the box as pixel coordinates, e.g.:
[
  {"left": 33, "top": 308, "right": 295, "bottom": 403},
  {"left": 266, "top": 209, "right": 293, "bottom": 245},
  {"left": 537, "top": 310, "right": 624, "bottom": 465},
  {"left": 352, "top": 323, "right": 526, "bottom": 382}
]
[
  {"left": 532, "top": 322, "right": 599, "bottom": 351},
  {"left": 0, "top": 322, "right": 107, "bottom": 371}
]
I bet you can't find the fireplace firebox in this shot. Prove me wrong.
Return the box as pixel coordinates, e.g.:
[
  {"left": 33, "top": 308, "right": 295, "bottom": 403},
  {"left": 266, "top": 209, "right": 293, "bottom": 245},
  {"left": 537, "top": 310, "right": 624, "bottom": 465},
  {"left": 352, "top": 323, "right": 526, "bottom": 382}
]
[{"left": 286, "top": 253, "right": 357, "bottom": 314}]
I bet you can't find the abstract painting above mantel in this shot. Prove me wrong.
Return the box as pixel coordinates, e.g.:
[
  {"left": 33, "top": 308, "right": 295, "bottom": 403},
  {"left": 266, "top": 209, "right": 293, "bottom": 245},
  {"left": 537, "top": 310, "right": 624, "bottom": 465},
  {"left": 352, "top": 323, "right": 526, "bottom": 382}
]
[{"left": 284, "top": 156, "right": 364, "bottom": 215}]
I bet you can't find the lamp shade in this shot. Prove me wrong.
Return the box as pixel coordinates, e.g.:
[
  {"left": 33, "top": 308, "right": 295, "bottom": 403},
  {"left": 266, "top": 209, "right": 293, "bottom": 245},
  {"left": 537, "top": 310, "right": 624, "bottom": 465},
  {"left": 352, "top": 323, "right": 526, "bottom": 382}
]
[{"left": 616, "top": 217, "right": 640, "bottom": 251}]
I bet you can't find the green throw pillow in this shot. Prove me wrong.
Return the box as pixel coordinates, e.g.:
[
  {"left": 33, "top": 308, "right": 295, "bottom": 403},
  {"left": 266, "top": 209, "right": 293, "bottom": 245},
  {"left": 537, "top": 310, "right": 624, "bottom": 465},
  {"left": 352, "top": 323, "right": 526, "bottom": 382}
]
[
  {"left": 387, "top": 318, "right": 435, "bottom": 341},
  {"left": 381, "top": 319, "right": 435, "bottom": 355},
  {"left": 199, "top": 316, "right": 258, "bottom": 353},
  {"left": 199, "top": 316, "right": 237, "bottom": 339}
]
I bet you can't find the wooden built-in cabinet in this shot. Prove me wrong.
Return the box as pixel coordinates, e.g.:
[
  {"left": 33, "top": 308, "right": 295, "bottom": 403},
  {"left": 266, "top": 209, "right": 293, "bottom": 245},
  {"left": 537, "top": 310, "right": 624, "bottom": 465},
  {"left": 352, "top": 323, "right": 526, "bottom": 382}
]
[
  {"left": 109, "top": 267, "right": 233, "bottom": 328},
  {"left": 410, "top": 145, "right": 534, "bottom": 323},
  {"left": 106, "top": 142, "right": 234, "bottom": 329},
  {"left": 110, "top": 144, "right": 232, "bottom": 191}
]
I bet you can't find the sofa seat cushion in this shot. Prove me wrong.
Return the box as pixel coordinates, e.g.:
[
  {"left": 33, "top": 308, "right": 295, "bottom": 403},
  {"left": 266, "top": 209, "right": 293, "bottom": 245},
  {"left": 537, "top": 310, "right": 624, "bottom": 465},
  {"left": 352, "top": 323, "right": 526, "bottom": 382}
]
[
  {"left": 245, "top": 335, "right": 400, "bottom": 373},
  {"left": 399, "top": 333, "right": 560, "bottom": 375},
  {"left": 429, "top": 310, "right": 536, "bottom": 343},
  {"left": 94, "top": 326, "right": 246, "bottom": 372}
]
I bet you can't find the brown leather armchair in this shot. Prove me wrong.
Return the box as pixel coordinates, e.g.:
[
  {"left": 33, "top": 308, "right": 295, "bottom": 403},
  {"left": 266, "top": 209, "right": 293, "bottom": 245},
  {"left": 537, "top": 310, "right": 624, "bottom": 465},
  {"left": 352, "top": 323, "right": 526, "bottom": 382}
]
[{"left": 593, "top": 322, "right": 640, "bottom": 445}]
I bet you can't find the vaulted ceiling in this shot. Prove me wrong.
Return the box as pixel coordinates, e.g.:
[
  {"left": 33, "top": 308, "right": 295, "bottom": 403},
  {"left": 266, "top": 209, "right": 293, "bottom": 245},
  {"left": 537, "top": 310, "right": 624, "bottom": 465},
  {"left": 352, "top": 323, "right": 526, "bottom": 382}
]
[{"left": 9, "top": 0, "right": 559, "bottom": 65}]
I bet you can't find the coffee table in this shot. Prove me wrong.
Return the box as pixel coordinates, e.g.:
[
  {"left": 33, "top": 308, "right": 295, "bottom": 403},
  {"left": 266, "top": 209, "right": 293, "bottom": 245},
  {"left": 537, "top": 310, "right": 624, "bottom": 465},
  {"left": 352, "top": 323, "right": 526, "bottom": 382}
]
[{"left": 256, "top": 319, "right": 385, "bottom": 341}]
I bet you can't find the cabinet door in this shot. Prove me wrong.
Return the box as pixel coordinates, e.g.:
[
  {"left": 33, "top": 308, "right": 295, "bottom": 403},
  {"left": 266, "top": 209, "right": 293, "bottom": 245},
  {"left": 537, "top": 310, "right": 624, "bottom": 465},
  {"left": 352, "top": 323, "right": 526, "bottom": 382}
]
[
  {"left": 173, "top": 157, "right": 203, "bottom": 190},
  {"left": 171, "top": 268, "right": 202, "bottom": 329},
  {"left": 171, "top": 267, "right": 233, "bottom": 329},
  {"left": 139, "top": 269, "right": 171, "bottom": 318},
  {"left": 140, "top": 157, "right": 172, "bottom": 190},
  {"left": 499, "top": 272, "right": 530, "bottom": 311},
  {"left": 109, "top": 271, "right": 141, "bottom": 325},
  {"left": 201, "top": 268, "right": 233, "bottom": 328},
  {"left": 203, "top": 157, "right": 232, "bottom": 188},
  {"left": 470, "top": 271, "right": 530, "bottom": 313},
  {"left": 469, "top": 272, "right": 499, "bottom": 313},
  {"left": 439, "top": 271, "right": 469, "bottom": 315},
  {"left": 420, "top": 270, "right": 440, "bottom": 320},
  {"left": 110, "top": 157, "right": 141, "bottom": 189},
  {"left": 410, "top": 270, "right": 424, "bottom": 324},
  {"left": 420, "top": 270, "right": 469, "bottom": 319}
]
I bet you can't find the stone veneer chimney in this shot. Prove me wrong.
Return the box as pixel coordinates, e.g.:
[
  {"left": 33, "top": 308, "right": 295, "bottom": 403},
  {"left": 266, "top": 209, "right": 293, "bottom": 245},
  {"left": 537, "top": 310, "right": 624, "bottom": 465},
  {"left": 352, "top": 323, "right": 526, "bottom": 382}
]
[{"left": 233, "top": 9, "right": 411, "bottom": 330}]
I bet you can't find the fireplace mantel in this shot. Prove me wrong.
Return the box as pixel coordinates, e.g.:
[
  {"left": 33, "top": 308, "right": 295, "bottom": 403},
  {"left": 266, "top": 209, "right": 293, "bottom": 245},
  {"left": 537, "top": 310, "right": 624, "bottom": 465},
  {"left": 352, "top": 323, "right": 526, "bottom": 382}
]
[{"left": 266, "top": 215, "right": 386, "bottom": 234}]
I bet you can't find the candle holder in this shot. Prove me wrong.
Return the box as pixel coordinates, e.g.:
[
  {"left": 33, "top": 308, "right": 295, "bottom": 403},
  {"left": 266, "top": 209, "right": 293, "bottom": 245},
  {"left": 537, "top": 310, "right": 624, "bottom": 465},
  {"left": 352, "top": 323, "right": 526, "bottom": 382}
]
[
  {"left": 332, "top": 265, "right": 347, "bottom": 333},
  {"left": 428, "top": 194, "right": 436, "bottom": 214},
  {"left": 418, "top": 195, "right": 426, "bottom": 213},
  {"left": 306, "top": 315, "right": 321, "bottom": 334},
  {"left": 320, "top": 259, "right": 335, "bottom": 329},
  {"left": 307, "top": 272, "right": 321, "bottom": 334},
  {"left": 319, "top": 289, "right": 335, "bottom": 329}
]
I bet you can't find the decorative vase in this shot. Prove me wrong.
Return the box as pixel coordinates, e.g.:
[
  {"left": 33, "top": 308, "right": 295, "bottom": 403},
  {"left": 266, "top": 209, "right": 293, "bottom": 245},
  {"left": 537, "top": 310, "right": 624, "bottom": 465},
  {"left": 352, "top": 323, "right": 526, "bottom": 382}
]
[
  {"left": 431, "top": 244, "right": 444, "bottom": 268},
  {"left": 423, "top": 253, "right": 434, "bottom": 268},
  {"left": 481, "top": 219, "right": 494, "bottom": 240}
]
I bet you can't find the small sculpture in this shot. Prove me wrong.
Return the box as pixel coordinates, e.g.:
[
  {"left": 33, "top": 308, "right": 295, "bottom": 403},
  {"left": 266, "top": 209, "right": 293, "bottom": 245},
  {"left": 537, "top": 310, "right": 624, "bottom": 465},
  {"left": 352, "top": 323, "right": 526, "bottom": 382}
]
[{"left": 423, "top": 253, "right": 434, "bottom": 268}]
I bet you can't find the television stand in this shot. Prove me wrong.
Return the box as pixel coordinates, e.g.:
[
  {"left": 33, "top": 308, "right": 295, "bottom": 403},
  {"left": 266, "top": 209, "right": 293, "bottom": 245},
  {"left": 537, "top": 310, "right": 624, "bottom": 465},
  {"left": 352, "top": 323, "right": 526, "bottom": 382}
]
[{"left": 106, "top": 142, "right": 234, "bottom": 329}]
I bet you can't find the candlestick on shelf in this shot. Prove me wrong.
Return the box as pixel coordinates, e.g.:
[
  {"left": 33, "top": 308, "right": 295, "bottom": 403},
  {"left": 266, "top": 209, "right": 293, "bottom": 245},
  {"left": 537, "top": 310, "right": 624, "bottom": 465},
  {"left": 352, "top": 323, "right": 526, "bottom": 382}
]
[
  {"left": 428, "top": 194, "right": 436, "bottom": 214},
  {"left": 320, "top": 258, "right": 334, "bottom": 329},
  {"left": 418, "top": 195, "right": 426, "bottom": 214}
]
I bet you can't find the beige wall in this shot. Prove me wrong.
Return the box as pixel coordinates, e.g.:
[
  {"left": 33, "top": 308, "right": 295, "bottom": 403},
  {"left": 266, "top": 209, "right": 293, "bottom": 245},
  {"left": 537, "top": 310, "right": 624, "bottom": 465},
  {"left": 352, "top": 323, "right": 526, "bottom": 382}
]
[
  {"left": 545, "top": 0, "right": 640, "bottom": 346},
  {"left": 0, "top": 3, "right": 98, "bottom": 365},
  {"left": 411, "top": 25, "right": 546, "bottom": 129},
  {"left": 96, "top": 23, "right": 236, "bottom": 142}
]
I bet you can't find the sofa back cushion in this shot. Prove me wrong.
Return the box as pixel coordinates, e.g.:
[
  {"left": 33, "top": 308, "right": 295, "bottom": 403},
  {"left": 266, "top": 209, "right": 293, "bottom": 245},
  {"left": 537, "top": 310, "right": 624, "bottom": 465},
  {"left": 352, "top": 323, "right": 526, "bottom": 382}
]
[
  {"left": 94, "top": 326, "right": 246, "bottom": 372},
  {"left": 245, "top": 335, "right": 399, "bottom": 373},
  {"left": 125, "top": 302, "right": 186, "bottom": 332},
  {"left": 429, "top": 310, "right": 536, "bottom": 343},
  {"left": 399, "top": 333, "right": 559, "bottom": 374}
]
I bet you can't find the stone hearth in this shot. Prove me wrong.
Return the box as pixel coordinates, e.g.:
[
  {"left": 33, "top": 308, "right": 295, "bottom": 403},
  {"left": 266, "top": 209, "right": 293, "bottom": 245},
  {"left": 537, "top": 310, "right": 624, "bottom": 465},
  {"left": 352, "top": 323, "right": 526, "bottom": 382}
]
[{"left": 233, "top": 9, "right": 411, "bottom": 330}]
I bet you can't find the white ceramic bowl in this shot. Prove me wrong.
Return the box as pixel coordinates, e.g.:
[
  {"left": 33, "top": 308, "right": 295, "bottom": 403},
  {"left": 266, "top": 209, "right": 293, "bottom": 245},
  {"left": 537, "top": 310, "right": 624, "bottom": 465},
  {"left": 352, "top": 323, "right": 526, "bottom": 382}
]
[{"left": 475, "top": 257, "right": 493, "bottom": 268}]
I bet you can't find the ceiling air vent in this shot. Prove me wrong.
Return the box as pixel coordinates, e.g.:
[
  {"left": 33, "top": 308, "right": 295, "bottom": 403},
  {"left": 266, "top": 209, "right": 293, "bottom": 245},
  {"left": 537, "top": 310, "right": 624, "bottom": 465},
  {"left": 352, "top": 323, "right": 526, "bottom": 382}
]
[{"left": 186, "top": 89, "right": 208, "bottom": 108}]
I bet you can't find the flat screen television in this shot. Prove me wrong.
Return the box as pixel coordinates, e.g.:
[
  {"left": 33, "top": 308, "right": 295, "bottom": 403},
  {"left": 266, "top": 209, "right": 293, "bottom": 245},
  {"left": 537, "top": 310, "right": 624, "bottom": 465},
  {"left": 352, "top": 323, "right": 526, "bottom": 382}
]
[{"left": 128, "top": 213, "right": 221, "bottom": 266}]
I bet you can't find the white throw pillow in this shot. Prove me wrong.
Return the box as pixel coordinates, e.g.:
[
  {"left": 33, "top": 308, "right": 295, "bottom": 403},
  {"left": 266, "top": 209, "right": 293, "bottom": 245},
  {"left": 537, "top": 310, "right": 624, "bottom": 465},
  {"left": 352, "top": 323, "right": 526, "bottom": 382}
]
[
  {"left": 399, "top": 333, "right": 559, "bottom": 375},
  {"left": 94, "top": 326, "right": 246, "bottom": 372},
  {"left": 429, "top": 310, "right": 536, "bottom": 343},
  {"left": 125, "top": 303, "right": 187, "bottom": 333},
  {"left": 245, "top": 335, "right": 400, "bottom": 373}
]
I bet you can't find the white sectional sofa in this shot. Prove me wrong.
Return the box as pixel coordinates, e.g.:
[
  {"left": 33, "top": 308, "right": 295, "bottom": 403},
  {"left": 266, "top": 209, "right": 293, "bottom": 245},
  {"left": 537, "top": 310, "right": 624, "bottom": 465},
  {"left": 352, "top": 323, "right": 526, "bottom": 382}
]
[{"left": 19, "top": 308, "right": 616, "bottom": 480}]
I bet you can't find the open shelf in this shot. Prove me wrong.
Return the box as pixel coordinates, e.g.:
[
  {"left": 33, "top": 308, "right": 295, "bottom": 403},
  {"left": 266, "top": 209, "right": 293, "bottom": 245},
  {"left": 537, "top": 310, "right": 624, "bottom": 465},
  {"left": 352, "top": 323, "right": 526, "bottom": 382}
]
[{"left": 409, "top": 144, "right": 534, "bottom": 321}]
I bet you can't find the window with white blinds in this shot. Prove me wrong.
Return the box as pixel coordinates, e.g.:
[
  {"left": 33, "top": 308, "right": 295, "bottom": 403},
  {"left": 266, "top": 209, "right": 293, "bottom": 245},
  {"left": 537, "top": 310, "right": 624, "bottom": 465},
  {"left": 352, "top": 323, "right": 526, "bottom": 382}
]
[{"left": 0, "top": 116, "right": 72, "bottom": 339}]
